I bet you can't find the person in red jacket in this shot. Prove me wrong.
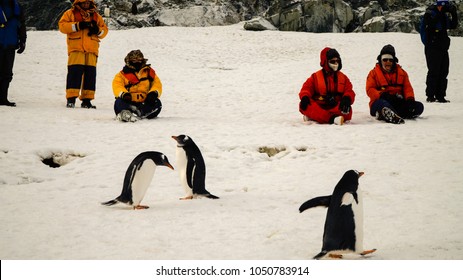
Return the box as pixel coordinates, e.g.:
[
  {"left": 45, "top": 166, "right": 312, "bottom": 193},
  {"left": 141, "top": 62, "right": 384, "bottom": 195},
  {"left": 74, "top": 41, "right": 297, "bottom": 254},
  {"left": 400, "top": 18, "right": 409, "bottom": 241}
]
[
  {"left": 299, "top": 47, "right": 356, "bottom": 125},
  {"left": 366, "top": 44, "right": 424, "bottom": 124}
]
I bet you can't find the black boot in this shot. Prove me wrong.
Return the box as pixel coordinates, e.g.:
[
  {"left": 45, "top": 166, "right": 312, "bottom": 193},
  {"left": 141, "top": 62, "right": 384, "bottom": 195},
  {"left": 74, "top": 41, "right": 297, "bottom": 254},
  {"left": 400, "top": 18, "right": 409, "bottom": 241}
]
[
  {"left": 66, "top": 97, "right": 76, "bottom": 108},
  {"left": 81, "top": 99, "right": 96, "bottom": 109}
]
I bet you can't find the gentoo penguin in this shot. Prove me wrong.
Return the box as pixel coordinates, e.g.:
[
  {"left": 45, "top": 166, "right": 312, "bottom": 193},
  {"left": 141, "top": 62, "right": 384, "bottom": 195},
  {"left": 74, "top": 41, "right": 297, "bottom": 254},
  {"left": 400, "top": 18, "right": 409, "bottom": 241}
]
[
  {"left": 172, "top": 135, "right": 219, "bottom": 200},
  {"left": 299, "top": 170, "right": 375, "bottom": 259},
  {"left": 101, "top": 151, "right": 174, "bottom": 209}
]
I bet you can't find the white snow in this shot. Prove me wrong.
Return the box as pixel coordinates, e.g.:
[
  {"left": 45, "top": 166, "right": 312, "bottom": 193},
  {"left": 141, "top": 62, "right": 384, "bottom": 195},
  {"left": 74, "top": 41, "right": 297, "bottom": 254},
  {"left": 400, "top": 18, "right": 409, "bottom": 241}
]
[{"left": 1, "top": 23, "right": 463, "bottom": 263}]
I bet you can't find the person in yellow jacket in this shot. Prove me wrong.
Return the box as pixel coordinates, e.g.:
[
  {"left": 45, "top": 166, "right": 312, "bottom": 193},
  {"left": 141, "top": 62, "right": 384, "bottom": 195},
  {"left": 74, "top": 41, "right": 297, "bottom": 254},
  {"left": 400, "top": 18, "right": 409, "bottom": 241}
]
[
  {"left": 112, "top": 50, "right": 163, "bottom": 122},
  {"left": 58, "top": 0, "right": 108, "bottom": 109}
]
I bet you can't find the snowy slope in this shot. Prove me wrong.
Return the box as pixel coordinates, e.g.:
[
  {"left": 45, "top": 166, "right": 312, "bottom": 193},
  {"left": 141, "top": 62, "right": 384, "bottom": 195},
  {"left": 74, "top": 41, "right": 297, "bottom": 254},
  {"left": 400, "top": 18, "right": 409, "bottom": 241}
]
[{"left": 0, "top": 23, "right": 462, "bottom": 260}]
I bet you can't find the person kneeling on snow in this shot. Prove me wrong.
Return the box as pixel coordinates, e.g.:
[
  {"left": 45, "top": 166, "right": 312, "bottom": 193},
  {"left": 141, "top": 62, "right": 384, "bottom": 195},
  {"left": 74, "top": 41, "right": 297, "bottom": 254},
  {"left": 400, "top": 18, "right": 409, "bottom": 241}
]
[
  {"left": 298, "top": 47, "right": 356, "bottom": 125},
  {"left": 366, "top": 44, "right": 424, "bottom": 124},
  {"left": 112, "top": 50, "right": 163, "bottom": 122}
]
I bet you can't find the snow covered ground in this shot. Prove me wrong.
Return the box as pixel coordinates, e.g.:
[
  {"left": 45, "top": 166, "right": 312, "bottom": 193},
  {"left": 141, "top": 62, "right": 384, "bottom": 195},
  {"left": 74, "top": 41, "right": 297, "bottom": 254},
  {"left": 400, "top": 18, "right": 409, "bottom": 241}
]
[{"left": 1, "top": 23, "right": 462, "bottom": 263}]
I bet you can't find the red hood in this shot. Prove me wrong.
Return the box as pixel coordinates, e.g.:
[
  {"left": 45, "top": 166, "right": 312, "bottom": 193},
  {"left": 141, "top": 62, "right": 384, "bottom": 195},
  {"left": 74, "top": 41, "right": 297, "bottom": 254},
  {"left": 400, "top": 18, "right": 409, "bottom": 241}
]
[{"left": 320, "top": 47, "right": 342, "bottom": 72}]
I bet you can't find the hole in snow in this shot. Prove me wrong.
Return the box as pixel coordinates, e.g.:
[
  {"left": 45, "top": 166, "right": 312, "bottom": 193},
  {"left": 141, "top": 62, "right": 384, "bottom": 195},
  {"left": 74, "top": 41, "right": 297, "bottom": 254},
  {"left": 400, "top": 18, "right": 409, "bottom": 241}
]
[{"left": 40, "top": 152, "right": 86, "bottom": 168}]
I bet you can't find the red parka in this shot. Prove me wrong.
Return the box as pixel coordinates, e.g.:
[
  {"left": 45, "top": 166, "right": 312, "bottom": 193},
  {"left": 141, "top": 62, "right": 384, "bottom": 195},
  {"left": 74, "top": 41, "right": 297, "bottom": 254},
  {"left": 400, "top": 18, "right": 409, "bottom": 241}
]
[
  {"left": 299, "top": 48, "right": 356, "bottom": 124},
  {"left": 366, "top": 63, "right": 415, "bottom": 108}
]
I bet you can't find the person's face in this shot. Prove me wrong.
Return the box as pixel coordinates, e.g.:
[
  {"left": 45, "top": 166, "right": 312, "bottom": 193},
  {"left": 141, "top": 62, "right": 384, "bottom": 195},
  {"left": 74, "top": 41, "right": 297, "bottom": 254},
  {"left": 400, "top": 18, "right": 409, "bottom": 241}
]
[
  {"left": 328, "top": 58, "right": 340, "bottom": 72},
  {"left": 79, "top": 1, "right": 91, "bottom": 10},
  {"left": 381, "top": 55, "right": 394, "bottom": 72}
]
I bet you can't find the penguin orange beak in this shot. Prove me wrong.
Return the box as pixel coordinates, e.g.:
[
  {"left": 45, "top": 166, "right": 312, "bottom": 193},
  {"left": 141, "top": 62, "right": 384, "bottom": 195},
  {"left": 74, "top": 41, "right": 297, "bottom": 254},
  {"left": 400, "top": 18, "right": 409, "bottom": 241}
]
[
  {"left": 358, "top": 171, "right": 365, "bottom": 177},
  {"left": 171, "top": 136, "right": 178, "bottom": 141},
  {"left": 165, "top": 163, "right": 174, "bottom": 170}
]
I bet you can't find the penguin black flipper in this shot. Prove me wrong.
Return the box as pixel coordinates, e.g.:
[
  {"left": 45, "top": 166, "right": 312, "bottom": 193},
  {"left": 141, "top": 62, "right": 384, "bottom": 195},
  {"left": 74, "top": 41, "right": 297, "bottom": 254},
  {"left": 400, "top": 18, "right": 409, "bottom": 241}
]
[
  {"left": 185, "top": 157, "right": 196, "bottom": 191},
  {"left": 101, "top": 199, "right": 118, "bottom": 206},
  {"left": 299, "top": 195, "right": 331, "bottom": 213},
  {"left": 313, "top": 250, "right": 328, "bottom": 260}
]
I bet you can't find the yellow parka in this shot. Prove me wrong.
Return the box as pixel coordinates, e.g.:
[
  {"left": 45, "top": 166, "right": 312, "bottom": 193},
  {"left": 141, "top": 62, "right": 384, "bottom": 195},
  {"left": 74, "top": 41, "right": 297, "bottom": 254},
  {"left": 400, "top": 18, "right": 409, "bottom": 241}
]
[
  {"left": 58, "top": 0, "right": 108, "bottom": 56},
  {"left": 112, "top": 66, "right": 163, "bottom": 103}
]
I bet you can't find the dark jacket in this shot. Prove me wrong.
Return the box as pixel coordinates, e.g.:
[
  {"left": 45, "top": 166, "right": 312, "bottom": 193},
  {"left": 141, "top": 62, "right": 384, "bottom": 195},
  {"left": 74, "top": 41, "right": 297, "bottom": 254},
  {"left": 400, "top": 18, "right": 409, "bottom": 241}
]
[
  {"left": 423, "top": 3, "right": 458, "bottom": 50},
  {"left": 0, "top": 0, "right": 26, "bottom": 49}
]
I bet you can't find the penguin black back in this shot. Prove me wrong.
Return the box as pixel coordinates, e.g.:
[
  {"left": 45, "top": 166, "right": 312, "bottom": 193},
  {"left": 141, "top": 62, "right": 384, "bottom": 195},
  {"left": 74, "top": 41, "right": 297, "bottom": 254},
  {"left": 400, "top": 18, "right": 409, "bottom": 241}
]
[
  {"left": 102, "top": 151, "right": 174, "bottom": 208},
  {"left": 172, "top": 135, "right": 219, "bottom": 199},
  {"left": 299, "top": 170, "right": 364, "bottom": 259}
]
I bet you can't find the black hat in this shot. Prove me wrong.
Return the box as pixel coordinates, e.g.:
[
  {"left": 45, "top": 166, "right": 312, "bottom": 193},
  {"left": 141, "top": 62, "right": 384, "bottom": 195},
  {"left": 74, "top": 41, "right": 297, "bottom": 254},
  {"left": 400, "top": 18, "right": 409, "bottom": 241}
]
[
  {"left": 326, "top": 48, "right": 340, "bottom": 60},
  {"left": 377, "top": 44, "right": 398, "bottom": 63}
]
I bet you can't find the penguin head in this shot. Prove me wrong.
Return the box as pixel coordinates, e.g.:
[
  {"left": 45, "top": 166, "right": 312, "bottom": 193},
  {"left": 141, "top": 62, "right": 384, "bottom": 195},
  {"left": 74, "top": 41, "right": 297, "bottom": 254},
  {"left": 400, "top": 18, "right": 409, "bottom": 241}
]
[
  {"left": 172, "top": 134, "right": 193, "bottom": 147},
  {"left": 153, "top": 152, "right": 174, "bottom": 170},
  {"left": 334, "top": 170, "right": 364, "bottom": 194}
]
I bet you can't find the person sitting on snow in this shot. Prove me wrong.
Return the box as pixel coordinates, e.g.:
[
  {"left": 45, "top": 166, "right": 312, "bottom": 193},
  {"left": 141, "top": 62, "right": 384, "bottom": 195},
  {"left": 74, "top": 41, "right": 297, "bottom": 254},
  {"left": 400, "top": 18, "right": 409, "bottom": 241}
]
[
  {"left": 298, "top": 47, "right": 356, "bottom": 125},
  {"left": 112, "top": 50, "right": 163, "bottom": 122},
  {"left": 366, "top": 44, "right": 424, "bottom": 124}
]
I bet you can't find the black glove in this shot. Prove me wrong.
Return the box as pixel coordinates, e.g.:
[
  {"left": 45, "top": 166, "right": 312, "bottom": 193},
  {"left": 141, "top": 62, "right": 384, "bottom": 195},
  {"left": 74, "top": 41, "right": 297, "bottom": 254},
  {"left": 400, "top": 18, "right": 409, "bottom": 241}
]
[
  {"left": 145, "top": 91, "right": 159, "bottom": 105},
  {"left": 121, "top": 92, "right": 132, "bottom": 102},
  {"left": 406, "top": 99, "right": 416, "bottom": 114},
  {"left": 87, "top": 20, "right": 100, "bottom": 36},
  {"left": 299, "top": 96, "right": 310, "bottom": 111},
  {"left": 17, "top": 41, "right": 26, "bottom": 54},
  {"left": 78, "top": 21, "right": 91, "bottom": 30},
  {"left": 339, "top": 96, "right": 351, "bottom": 115}
]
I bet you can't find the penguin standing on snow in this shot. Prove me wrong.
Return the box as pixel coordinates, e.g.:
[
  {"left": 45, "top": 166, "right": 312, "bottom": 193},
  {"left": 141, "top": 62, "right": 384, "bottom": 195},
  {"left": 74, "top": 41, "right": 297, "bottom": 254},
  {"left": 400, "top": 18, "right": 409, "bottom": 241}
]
[
  {"left": 102, "top": 151, "right": 174, "bottom": 209},
  {"left": 172, "top": 135, "right": 219, "bottom": 200},
  {"left": 299, "top": 170, "right": 375, "bottom": 259}
]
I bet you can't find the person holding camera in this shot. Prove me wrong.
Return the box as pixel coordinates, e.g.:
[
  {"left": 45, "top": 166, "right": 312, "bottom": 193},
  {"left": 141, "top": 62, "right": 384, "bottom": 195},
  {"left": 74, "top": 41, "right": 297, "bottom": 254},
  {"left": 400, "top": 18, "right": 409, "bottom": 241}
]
[
  {"left": 422, "top": 0, "right": 458, "bottom": 103},
  {"left": 59, "top": 0, "right": 108, "bottom": 109},
  {"left": 366, "top": 45, "right": 424, "bottom": 124}
]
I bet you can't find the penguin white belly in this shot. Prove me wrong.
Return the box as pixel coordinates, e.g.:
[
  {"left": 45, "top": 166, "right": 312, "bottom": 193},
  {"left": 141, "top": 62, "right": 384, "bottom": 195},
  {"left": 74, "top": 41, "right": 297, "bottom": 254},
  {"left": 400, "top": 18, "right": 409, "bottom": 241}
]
[
  {"left": 351, "top": 191, "right": 364, "bottom": 253},
  {"left": 175, "top": 147, "right": 193, "bottom": 197},
  {"left": 131, "top": 160, "right": 156, "bottom": 206}
]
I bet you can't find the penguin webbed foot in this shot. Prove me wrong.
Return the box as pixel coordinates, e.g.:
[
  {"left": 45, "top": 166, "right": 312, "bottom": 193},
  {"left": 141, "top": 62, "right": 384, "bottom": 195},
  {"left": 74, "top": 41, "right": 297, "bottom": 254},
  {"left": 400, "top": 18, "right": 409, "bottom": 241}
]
[
  {"left": 133, "top": 205, "right": 150, "bottom": 210},
  {"left": 360, "top": 249, "right": 377, "bottom": 256},
  {"left": 180, "top": 196, "right": 194, "bottom": 200}
]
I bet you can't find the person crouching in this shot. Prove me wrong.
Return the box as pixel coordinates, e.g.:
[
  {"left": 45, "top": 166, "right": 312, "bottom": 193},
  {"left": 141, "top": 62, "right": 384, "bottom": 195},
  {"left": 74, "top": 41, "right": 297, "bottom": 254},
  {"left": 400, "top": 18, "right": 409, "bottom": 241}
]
[
  {"left": 298, "top": 47, "right": 356, "bottom": 125},
  {"left": 112, "top": 50, "right": 163, "bottom": 122}
]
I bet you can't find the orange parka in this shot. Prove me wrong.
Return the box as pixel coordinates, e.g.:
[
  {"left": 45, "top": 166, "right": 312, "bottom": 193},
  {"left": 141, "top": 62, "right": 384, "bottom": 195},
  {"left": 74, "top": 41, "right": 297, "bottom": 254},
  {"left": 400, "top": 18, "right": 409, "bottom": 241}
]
[
  {"left": 366, "top": 64, "right": 415, "bottom": 108},
  {"left": 58, "top": 0, "right": 108, "bottom": 56},
  {"left": 112, "top": 66, "right": 163, "bottom": 103}
]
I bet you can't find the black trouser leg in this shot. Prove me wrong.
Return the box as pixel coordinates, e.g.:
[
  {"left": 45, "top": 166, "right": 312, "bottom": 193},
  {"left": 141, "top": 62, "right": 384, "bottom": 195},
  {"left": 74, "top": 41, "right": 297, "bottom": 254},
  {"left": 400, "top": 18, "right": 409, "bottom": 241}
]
[{"left": 0, "top": 48, "right": 16, "bottom": 103}]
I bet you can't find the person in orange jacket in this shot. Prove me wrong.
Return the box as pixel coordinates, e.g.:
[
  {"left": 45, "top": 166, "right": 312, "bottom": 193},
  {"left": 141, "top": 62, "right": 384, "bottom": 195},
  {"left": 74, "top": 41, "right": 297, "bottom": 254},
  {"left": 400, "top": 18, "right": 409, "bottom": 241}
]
[
  {"left": 112, "top": 50, "right": 163, "bottom": 122},
  {"left": 59, "top": 0, "right": 108, "bottom": 109},
  {"left": 299, "top": 47, "right": 356, "bottom": 125},
  {"left": 366, "top": 44, "right": 424, "bottom": 124}
]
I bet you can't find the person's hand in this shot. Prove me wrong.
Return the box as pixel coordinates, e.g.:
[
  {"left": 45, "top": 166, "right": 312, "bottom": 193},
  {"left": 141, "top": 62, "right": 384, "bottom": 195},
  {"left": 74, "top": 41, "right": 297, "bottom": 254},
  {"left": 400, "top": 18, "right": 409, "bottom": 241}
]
[
  {"left": 339, "top": 96, "right": 351, "bottom": 115},
  {"left": 145, "top": 91, "right": 159, "bottom": 104},
  {"left": 87, "top": 20, "right": 100, "bottom": 36},
  {"left": 148, "top": 91, "right": 159, "bottom": 99},
  {"left": 78, "top": 21, "right": 91, "bottom": 30},
  {"left": 299, "top": 96, "right": 310, "bottom": 111},
  {"left": 121, "top": 92, "right": 132, "bottom": 102},
  {"left": 17, "top": 41, "right": 26, "bottom": 54},
  {"left": 406, "top": 99, "right": 416, "bottom": 114}
]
